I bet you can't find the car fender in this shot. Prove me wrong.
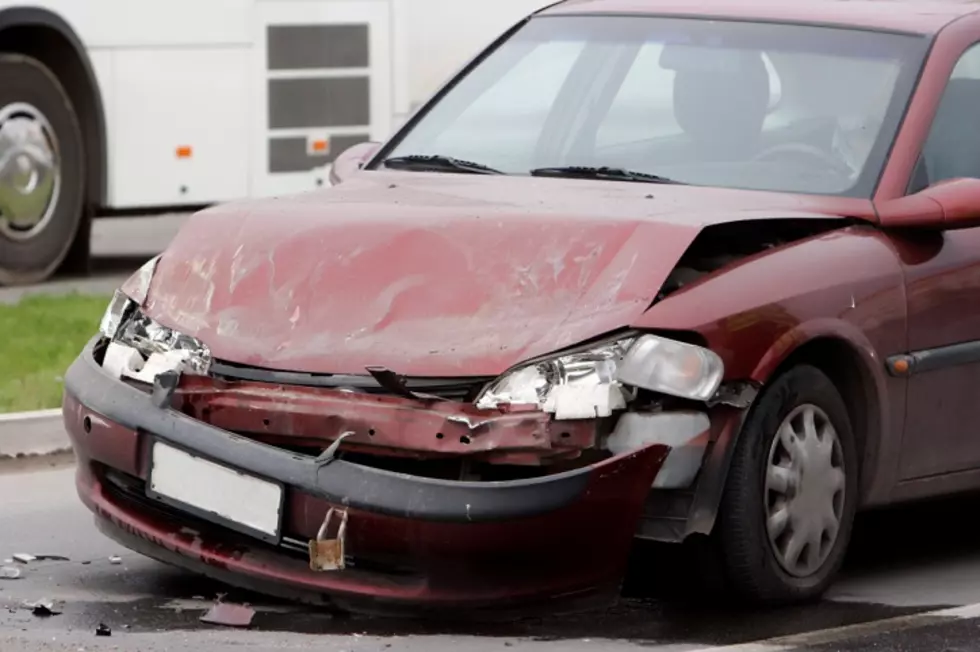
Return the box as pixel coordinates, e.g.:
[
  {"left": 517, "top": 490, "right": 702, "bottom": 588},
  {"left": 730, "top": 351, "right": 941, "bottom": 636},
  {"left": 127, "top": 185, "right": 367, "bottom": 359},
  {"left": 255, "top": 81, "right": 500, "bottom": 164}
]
[{"left": 631, "top": 224, "right": 908, "bottom": 537}]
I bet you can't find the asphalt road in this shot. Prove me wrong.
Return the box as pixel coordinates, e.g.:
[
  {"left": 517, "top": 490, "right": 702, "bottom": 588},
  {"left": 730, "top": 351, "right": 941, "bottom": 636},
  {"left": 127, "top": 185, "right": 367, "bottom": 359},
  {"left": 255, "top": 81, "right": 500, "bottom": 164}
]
[{"left": 3, "top": 455, "right": 980, "bottom": 652}]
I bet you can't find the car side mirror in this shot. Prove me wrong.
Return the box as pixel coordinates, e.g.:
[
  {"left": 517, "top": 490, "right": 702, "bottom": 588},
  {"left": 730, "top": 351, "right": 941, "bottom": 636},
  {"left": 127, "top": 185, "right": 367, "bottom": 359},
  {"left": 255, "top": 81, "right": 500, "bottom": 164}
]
[
  {"left": 877, "top": 178, "right": 980, "bottom": 230},
  {"left": 328, "top": 141, "right": 381, "bottom": 185}
]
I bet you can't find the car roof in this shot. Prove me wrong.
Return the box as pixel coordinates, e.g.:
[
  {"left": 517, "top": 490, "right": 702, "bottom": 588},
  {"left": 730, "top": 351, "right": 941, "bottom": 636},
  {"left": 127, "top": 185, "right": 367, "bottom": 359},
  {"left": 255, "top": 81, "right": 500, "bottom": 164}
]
[{"left": 540, "top": 0, "right": 980, "bottom": 36}]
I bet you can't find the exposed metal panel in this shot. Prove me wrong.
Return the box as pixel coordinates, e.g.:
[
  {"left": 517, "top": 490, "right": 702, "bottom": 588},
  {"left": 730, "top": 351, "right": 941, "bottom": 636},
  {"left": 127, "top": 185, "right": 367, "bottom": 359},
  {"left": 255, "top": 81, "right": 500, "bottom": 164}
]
[
  {"left": 268, "top": 134, "right": 370, "bottom": 173},
  {"left": 267, "top": 24, "right": 370, "bottom": 69},
  {"left": 268, "top": 77, "right": 370, "bottom": 129}
]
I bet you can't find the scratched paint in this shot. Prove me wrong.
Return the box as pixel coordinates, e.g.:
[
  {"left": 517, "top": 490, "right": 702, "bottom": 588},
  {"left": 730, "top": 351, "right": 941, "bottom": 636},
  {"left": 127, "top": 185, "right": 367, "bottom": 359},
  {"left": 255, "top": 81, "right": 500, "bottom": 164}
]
[{"left": 142, "top": 171, "right": 853, "bottom": 377}]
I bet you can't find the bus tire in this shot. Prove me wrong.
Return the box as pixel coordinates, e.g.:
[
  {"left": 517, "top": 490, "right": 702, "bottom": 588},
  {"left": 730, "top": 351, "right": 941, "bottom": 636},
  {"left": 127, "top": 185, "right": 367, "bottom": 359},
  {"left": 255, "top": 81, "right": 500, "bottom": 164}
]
[{"left": 0, "top": 53, "right": 85, "bottom": 286}]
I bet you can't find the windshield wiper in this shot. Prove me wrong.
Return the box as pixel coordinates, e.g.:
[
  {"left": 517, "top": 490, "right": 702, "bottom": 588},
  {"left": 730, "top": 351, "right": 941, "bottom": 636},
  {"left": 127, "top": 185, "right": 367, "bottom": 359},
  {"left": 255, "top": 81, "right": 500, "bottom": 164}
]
[
  {"left": 382, "top": 154, "right": 503, "bottom": 175},
  {"left": 529, "top": 166, "right": 680, "bottom": 184}
]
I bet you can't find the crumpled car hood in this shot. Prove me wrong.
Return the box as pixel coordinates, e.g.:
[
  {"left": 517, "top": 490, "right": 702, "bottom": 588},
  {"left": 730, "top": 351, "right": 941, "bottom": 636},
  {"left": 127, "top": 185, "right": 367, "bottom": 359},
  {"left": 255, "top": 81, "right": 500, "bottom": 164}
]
[{"left": 142, "top": 172, "right": 851, "bottom": 377}]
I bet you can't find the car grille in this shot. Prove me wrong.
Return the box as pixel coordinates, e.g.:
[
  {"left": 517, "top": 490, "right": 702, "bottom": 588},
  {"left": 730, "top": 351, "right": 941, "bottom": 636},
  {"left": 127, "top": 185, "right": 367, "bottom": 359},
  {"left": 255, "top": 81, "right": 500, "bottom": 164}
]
[{"left": 210, "top": 360, "right": 490, "bottom": 402}]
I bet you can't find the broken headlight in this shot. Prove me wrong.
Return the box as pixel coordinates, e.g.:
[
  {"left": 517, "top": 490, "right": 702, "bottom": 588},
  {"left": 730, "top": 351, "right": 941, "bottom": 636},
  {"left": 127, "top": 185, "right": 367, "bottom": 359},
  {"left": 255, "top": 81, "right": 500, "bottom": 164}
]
[
  {"left": 474, "top": 334, "right": 724, "bottom": 417},
  {"left": 99, "top": 292, "right": 212, "bottom": 378},
  {"left": 474, "top": 338, "right": 636, "bottom": 418}
]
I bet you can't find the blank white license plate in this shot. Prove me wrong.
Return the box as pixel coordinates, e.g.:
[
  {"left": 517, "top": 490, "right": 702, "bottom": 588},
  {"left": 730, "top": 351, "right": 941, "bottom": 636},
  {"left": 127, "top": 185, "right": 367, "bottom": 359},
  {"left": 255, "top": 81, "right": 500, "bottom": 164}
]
[{"left": 148, "top": 441, "right": 283, "bottom": 540}]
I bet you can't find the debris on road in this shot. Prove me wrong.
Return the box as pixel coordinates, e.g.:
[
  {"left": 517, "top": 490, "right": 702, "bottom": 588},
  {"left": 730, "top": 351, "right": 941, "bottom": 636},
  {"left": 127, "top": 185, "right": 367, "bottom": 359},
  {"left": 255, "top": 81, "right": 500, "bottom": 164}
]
[
  {"left": 200, "top": 601, "right": 255, "bottom": 628},
  {"left": 0, "top": 566, "right": 21, "bottom": 579},
  {"left": 12, "top": 553, "right": 36, "bottom": 564},
  {"left": 95, "top": 623, "right": 111, "bottom": 637},
  {"left": 34, "top": 554, "right": 70, "bottom": 562},
  {"left": 108, "top": 555, "right": 122, "bottom": 565},
  {"left": 25, "top": 598, "right": 63, "bottom": 616}
]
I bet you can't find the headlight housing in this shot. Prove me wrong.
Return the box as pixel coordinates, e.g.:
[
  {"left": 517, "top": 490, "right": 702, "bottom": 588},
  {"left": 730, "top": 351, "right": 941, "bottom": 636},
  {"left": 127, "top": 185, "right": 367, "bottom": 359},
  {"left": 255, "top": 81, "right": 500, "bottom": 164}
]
[
  {"left": 475, "top": 338, "right": 635, "bottom": 418},
  {"left": 475, "top": 334, "right": 724, "bottom": 417},
  {"left": 98, "top": 258, "right": 212, "bottom": 380},
  {"left": 100, "top": 295, "right": 213, "bottom": 376},
  {"left": 617, "top": 335, "right": 724, "bottom": 402}
]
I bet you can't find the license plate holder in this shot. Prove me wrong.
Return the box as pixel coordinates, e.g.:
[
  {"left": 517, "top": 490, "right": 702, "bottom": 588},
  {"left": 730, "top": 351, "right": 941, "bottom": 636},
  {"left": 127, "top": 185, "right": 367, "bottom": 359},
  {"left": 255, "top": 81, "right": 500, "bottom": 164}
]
[{"left": 147, "top": 439, "right": 285, "bottom": 544}]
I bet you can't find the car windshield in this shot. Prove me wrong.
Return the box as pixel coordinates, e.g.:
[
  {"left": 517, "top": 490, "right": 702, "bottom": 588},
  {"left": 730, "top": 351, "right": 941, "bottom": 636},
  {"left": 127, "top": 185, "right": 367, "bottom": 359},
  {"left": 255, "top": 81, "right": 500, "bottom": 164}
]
[{"left": 381, "top": 16, "right": 929, "bottom": 197}]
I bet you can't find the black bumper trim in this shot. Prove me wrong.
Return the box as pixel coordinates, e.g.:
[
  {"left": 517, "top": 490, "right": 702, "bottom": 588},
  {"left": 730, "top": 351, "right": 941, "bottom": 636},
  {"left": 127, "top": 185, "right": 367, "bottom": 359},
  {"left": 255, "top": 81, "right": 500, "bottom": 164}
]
[{"left": 65, "top": 338, "right": 590, "bottom": 523}]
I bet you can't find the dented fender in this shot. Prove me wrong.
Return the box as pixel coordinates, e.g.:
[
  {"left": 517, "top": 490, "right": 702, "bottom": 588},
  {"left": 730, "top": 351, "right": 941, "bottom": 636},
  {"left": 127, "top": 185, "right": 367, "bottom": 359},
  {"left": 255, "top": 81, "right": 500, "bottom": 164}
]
[
  {"left": 633, "top": 225, "right": 905, "bottom": 381},
  {"left": 632, "top": 225, "right": 909, "bottom": 523}
]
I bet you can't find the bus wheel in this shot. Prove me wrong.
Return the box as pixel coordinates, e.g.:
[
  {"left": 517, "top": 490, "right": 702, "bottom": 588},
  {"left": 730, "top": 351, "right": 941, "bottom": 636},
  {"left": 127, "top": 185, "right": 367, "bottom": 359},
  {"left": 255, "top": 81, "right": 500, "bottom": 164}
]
[{"left": 0, "top": 53, "right": 85, "bottom": 286}]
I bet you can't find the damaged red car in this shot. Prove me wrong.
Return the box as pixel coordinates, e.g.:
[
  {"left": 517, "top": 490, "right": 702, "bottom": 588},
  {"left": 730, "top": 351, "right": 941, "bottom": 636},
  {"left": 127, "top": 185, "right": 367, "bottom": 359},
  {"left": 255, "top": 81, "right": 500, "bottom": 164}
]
[{"left": 62, "top": 0, "right": 980, "bottom": 611}]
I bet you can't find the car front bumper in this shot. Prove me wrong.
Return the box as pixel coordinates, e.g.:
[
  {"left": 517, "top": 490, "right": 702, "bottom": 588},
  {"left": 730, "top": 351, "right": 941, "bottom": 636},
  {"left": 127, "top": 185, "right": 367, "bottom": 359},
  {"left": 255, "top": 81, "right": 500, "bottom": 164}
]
[{"left": 63, "top": 337, "right": 697, "bottom": 613}]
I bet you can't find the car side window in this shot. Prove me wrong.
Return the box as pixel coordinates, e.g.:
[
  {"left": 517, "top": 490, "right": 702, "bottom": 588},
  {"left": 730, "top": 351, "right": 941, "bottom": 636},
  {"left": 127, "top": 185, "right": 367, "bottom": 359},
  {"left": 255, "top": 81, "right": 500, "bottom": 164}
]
[{"left": 916, "top": 43, "right": 980, "bottom": 191}]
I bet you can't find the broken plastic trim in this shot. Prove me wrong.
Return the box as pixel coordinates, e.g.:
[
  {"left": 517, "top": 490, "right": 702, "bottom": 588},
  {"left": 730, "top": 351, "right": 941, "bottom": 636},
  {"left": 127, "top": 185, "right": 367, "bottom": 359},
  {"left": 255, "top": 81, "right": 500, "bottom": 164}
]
[
  {"left": 707, "top": 381, "right": 760, "bottom": 409},
  {"left": 604, "top": 411, "right": 710, "bottom": 489}
]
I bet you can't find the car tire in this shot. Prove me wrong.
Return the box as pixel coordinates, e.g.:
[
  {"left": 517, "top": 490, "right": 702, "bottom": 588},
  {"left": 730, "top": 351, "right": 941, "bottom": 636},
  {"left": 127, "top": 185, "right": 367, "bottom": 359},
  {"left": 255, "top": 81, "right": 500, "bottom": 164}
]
[
  {"left": 716, "top": 364, "right": 858, "bottom": 603},
  {"left": 0, "top": 54, "right": 86, "bottom": 286}
]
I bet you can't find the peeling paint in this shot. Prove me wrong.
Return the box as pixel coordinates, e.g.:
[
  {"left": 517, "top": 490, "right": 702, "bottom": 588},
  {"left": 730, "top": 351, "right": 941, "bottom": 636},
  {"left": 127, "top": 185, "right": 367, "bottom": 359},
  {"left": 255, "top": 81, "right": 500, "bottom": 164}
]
[
  {"left": 174, "top": 375, "right": 598, "bottom": 463},
  {"left": 446, "top": 415, "right": 492, "bottom": 430}
]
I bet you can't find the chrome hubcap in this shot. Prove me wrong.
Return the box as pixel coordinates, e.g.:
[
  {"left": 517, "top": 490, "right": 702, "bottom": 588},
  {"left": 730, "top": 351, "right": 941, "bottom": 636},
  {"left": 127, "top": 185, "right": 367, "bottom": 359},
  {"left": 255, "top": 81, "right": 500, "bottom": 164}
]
[
  {"left": 0, "top": 103, "right": 61, "bottom": 241},
  {"left": 764, "top": 404, "right": 846, "bottom": 578}
]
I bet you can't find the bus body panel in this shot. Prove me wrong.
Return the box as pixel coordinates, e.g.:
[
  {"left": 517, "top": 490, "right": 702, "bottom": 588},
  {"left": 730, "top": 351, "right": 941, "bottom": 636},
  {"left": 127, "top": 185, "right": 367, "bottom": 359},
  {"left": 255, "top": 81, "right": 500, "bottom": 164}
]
[{"left": 0, "top": 0, "right": 551, "bottom": 211}]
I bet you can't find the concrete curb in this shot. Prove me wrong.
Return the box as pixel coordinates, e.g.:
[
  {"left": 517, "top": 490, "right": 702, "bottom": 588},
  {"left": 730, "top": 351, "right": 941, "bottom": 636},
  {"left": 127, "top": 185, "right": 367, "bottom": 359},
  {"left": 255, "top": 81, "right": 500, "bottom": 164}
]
[{"left": 0, "top": 409, "right": 72, "bottom": 459}]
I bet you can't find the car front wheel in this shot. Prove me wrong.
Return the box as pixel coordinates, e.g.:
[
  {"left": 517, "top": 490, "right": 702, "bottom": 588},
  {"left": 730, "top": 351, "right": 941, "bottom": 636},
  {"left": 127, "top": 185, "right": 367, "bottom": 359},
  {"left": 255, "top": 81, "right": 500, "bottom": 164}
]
[{"left": 716, "top": 364, "right": 858, "bottom": 603}]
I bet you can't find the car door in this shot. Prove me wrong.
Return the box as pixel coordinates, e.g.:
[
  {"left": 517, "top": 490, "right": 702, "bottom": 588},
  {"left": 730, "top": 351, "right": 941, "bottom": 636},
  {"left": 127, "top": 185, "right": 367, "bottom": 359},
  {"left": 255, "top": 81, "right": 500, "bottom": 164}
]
[{"left": 899, "top": 41, "right": 980, "bottom": 481}]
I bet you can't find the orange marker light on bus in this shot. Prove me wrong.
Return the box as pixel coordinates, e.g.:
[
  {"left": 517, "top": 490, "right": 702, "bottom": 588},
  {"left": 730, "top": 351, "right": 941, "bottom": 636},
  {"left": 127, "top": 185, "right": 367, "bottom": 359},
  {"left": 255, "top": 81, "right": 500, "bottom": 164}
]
[{"left": 176, "top": 146, "right": 193, "bottom": 159}]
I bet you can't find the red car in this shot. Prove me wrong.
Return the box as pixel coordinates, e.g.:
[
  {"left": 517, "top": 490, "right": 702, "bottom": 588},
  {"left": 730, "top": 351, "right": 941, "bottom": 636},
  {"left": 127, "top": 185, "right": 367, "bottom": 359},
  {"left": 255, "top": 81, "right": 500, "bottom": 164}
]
[{"left": 63, "top": 0, "right": 980, "bottom": 611}]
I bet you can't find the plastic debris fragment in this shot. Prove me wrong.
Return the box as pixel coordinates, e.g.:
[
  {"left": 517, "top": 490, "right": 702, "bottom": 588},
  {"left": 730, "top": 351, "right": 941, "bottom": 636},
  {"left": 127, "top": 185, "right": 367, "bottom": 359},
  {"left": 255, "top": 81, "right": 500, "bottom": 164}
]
[
  {"left": 200, "top": 602, "right": 255, "bottom": 628},
  {"left": 25, "top": 598, "right": 63, "bottom": 617},
  {"left": 0, "top": 566, "right": 21, "bottom": 579}
]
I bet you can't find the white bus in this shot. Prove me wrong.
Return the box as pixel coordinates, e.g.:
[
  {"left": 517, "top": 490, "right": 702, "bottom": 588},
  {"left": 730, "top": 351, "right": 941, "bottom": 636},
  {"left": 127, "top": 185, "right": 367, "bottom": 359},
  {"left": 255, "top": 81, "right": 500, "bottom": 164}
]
[{"left": 0, "top": 0, "right": 550, "bottom": 285}]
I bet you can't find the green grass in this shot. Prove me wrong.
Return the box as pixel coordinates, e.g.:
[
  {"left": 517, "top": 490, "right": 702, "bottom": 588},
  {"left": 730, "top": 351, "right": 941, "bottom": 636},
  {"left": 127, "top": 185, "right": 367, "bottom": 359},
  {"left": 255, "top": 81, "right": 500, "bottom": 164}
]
[{"left": 0, "top": 293, "right": 109, "bottom": 413}]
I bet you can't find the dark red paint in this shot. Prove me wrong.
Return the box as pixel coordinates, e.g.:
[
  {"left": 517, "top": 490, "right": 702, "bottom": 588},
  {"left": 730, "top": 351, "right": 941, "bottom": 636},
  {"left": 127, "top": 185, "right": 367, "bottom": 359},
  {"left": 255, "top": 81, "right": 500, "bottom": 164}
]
[
  {"left": 63, "top": 0, "right": 980, "bottom": 611},
  {"left": 550, "top": 0, "right": 979, "bottom": 35},
  {"left": 64, "top": 394, "right": 671, "bottom": 609},
  {"left": 142, "top": 175, "right": 873, "bottom": 377}
]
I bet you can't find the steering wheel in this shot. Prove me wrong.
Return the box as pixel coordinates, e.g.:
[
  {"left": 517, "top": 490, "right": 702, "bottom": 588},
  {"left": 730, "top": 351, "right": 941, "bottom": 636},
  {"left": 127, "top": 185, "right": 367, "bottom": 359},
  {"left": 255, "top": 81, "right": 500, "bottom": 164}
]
[{"left": 752, "top": 142, "right": 853, "bottom": 176}]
